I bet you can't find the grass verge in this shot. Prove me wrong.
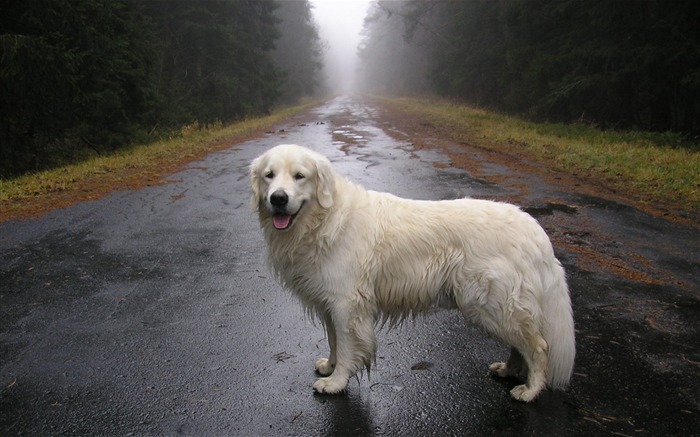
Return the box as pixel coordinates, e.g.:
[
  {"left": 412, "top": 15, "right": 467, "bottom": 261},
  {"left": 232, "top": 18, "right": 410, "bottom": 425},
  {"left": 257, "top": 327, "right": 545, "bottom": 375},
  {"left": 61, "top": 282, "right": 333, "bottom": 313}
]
[
  {"left": 375, "top": 96, "right": 700, "bottom": 214},
  {"left": 0, "top": 101, "right": 319, "bottom": 222}
]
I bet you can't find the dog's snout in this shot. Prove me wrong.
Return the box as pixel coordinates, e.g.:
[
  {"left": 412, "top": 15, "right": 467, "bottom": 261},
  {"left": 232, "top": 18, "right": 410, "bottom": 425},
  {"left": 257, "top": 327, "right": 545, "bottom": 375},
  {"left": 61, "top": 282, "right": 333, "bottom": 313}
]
[{"left": 270, "top": 190, "right": 289, "bottom": 207}]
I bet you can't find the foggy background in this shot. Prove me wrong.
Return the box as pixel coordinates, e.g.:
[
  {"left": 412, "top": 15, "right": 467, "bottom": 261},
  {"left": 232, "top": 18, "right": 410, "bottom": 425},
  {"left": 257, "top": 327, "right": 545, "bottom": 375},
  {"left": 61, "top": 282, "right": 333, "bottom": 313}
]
[{"left": 311, "top": 0, "right": 371, "bottom": 94}]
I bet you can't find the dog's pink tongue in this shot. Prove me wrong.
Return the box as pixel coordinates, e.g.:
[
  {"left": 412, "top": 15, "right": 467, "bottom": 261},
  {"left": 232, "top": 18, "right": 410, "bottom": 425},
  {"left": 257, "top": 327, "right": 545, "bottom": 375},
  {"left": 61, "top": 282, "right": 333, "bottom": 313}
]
[{"left": 272, "top": 214, "right": 292, "bottom": 230}]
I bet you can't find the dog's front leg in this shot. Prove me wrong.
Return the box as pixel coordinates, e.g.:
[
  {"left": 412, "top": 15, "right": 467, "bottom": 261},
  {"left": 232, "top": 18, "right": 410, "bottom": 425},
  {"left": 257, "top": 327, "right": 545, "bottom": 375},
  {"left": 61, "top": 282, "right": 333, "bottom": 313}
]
[
  {"left": 315, "top": 313, "right": 336, "bottom": 376},
  {"left": 312, "top": 303, "right": 376, "bottom": 394}
]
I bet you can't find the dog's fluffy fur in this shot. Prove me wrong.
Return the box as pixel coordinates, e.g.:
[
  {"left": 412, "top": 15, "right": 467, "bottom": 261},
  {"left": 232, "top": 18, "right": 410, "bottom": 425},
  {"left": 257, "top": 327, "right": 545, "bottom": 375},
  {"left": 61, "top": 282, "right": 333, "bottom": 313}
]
[{"left": 250, "top": 144, "right": 575, "bottom": 402}]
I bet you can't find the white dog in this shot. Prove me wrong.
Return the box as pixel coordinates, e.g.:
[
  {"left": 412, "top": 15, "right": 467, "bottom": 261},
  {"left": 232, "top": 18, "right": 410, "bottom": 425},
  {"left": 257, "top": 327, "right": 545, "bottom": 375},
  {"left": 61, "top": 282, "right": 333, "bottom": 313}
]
[{"left": 250, "top": 144, "right": 575, "bottom": 402}]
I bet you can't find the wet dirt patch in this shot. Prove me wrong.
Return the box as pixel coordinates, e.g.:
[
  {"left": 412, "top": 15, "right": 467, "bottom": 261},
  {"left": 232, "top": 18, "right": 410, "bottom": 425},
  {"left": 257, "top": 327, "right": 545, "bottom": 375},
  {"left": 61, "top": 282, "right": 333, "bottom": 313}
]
[
  {"left": 598, "top": 298, "right": 683, "bottom": 335},
  {"left": 563, "top": 241, "right": 664, "bottom": 286},
  {"left": 523, "top": 202, "right": 579, "bottom": 217}
]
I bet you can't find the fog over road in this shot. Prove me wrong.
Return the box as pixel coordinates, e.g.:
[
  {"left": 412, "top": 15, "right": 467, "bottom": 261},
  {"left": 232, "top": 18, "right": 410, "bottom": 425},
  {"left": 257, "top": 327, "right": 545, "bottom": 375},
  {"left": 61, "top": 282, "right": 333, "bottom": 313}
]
[{"left": 1, "top": 97, "right": 698, "bottom": 436}]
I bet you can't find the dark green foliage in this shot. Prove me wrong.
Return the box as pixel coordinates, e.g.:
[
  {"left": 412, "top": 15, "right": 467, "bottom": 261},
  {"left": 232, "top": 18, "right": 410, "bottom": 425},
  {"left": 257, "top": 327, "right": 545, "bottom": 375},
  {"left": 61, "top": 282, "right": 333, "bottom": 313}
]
[
  {"left": 0, "top": 0, "right": 323, "bottom": 178},
  {"left": 497, "top": 0, "right": 700, "bottom": 132},
  {"left": 359, "top": 0, "right": 700, "bottom": 134},
  {"left": 143, "top": 0, "right": 281, "bottom": 126},
  {"left": 0, "top": 0, "right": 159, "bottom": 175}
]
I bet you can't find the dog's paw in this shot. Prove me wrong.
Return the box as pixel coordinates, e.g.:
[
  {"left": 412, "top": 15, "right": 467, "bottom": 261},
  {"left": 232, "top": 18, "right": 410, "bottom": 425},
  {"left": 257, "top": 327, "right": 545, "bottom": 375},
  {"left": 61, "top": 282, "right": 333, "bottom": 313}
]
[
  {"left": 489, "top": 361, "right": 509, "bottom": 378},
  {"left": 315, "top": 358, "right": 335, "bottom": 376},
  {"left": 312, "top": 376, "right": 347, "bottom": 394},
  {"left": 510, "top": 384, "right": 541, "bottom": 402}
]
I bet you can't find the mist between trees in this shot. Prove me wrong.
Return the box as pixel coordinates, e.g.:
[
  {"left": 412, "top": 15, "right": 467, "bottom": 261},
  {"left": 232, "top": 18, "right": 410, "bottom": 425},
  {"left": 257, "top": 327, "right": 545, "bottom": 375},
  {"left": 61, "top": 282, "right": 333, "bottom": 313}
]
[{"left": 2, "top": 0, "right": 698, "bottom": 179}]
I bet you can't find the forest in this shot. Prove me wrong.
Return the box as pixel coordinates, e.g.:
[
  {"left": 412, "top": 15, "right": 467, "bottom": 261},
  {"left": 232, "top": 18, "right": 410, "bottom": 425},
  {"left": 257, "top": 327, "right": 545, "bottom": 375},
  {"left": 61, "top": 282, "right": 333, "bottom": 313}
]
[
  {"left": 0, "top": 0, "right": 322, "bottom": 178},
  {"left": 358, "top": 0, "right": 700, "bottom": 135},
  {"left": 3, "top": 0, "right": 699, "bottom": 179}
]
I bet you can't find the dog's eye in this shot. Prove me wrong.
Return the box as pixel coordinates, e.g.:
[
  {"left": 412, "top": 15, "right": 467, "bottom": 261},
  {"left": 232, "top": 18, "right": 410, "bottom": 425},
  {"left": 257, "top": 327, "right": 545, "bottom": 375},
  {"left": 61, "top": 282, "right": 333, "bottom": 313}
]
[
  {"left": 265, "top": 170, "right": 274, "bottom": 179},
  {"left": 294, "top": 172, "right": 305, "bottom": 181}
]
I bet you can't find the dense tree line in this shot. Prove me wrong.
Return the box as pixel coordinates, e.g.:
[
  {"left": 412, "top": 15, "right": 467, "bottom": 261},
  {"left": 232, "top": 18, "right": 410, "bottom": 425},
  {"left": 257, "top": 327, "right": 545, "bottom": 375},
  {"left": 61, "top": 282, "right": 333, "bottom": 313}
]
[
  {"left": 273, "top": 0, "right": 323, "bottom": 104},
  {"left": 358, "top": 0, "right": 700, "bottom": 134},
  {"left": 0, "top": 0, "right": 322, "bottom": 178}
]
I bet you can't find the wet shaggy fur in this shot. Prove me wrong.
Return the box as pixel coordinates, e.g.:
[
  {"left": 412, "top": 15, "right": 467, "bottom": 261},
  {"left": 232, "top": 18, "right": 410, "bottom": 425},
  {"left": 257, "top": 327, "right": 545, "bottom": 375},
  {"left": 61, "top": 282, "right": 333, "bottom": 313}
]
[{"left": 250, "top": 144, "right": 575, "bottom": 402}]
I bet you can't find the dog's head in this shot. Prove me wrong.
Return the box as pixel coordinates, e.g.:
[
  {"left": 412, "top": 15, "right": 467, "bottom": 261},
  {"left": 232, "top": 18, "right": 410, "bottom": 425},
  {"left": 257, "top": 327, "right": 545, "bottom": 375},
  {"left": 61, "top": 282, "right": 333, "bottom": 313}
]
[{"left": 250, "top": 144, "right": 335, "bottom": 231}]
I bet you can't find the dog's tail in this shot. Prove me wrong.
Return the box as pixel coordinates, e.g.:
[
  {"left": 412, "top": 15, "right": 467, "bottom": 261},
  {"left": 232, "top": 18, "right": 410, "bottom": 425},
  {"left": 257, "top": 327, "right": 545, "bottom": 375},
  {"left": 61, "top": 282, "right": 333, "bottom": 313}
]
[{"left": 542, "top": 261, "right": 576, "bottom": 389}]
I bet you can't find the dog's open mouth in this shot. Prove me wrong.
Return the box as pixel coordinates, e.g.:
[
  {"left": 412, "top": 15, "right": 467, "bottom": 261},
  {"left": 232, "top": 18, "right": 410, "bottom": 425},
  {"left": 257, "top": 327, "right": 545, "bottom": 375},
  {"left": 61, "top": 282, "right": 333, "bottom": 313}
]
[
  {"left": 271, "top": 201, "right": 304, "bottom": 230},
  {"left": 272, "top": 213, "right": 293, "bottom": 230}
]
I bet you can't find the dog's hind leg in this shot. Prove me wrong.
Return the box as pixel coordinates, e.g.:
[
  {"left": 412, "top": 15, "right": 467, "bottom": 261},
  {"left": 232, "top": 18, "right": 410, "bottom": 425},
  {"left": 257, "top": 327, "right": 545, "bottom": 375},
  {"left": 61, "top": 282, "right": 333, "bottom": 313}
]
[
  {"left": 489, "top": 347, "right": 526, "bottom": 379},
  {"left": 507, "top": 331, "right": 548, "bottom": 402},
  {"left": 315, "top": 313, "right": 337, "bottom": 376},
  {"left": 464, "top": 297, "right": 547, "bottom": 402},
  {"left": 312, "top": 304, "right": 376, "bottom": 394}
]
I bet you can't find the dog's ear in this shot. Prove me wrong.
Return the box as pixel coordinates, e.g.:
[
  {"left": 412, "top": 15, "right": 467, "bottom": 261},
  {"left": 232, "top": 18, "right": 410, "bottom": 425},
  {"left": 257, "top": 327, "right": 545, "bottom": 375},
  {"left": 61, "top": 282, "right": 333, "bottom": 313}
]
[
  {"left": 315, "top": 157, "right": 335, "bottom": 209},
  {"left": 249, "top": 156, "right": 263, "bottom": 210}
]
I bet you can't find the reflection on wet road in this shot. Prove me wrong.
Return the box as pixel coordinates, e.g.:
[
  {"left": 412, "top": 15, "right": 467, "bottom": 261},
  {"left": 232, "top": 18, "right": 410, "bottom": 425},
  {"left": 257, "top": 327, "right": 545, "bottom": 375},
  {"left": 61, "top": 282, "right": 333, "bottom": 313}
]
[{"left": 1, "top": 96, "right": 698, "bottom": 436}]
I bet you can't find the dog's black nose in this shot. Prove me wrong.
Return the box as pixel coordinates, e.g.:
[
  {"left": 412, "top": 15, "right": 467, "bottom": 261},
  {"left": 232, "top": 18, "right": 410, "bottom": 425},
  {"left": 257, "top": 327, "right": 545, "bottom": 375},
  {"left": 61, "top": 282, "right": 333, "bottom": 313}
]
[{"left": 270, "top": 190, "right": 288, "bottom": 207}]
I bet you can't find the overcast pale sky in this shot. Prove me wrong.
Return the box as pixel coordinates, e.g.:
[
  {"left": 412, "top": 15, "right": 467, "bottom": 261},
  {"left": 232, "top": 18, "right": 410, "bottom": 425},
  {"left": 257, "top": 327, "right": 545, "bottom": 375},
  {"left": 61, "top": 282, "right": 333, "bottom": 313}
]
[{"left": 310, "top": 0, "right": 371, "bottom": 93}]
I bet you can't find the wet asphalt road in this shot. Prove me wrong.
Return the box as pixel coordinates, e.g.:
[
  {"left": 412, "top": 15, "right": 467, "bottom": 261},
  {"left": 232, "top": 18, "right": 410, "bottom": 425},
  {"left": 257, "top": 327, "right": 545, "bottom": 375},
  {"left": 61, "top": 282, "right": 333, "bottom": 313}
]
[{"left": 1, "top": 96, "right": 699, "bottom": 436}]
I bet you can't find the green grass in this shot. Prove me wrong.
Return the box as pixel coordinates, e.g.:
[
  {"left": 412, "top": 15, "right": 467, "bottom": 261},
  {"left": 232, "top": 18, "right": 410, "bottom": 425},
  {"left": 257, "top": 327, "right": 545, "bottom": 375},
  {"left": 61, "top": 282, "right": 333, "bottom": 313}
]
[
  {"left": 0, "top": 101, "right": 318, "bottom": 220},
  {"left": 377, "top": 97, "right": 700, "bottom": 212}
]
